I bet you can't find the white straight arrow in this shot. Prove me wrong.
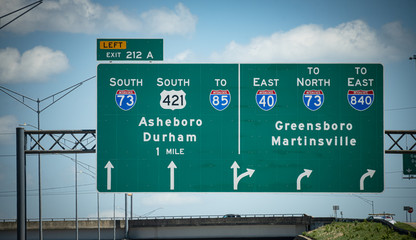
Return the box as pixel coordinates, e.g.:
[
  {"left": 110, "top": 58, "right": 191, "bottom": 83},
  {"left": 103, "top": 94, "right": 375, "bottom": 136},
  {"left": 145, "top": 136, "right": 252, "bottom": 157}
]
[
  {"left": 168, "top": 161, "right": 177, "bottom": 190},
  {"left": 296, "top": 169, "right": 312, "bottom": 190},
  {"left": 231, "top": 161, "right": 255, "bottom": 190},
  {"left": 231, "top": 161, "right": 239, "bottom": 187},
  {"left": 360, "top": 169, "right": 375, "bottom": 191},
  {"left": 104, "top": 161, "right": 114, "bottom": 190}
]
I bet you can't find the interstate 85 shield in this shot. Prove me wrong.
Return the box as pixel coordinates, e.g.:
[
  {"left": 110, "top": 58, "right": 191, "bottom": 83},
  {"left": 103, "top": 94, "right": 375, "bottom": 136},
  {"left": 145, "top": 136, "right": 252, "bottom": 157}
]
[{"left": 210, "top": 90, "right": 231, "bottom": 111}]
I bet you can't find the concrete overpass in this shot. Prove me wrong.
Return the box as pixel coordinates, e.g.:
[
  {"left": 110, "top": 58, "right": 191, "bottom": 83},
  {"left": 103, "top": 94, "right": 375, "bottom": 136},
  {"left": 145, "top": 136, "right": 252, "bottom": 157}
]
[{"left": 0, "top": 214, "right": 313, "bottom": 239}]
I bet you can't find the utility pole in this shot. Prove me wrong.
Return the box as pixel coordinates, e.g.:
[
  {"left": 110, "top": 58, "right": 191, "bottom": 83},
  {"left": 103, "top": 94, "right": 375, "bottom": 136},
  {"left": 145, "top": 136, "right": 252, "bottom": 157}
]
[
  {"left": 353, "top": 194, "right": 374, "bottom": 215},
  {"left": 75, "top": 154, "right": 78, "bottom": 240},
  {"left": 125, "top": 193, "right": 129, "bottom": 239},
  {"left": 410, "top": 54, "right": 416, "bottom": 68},
  {"left": 98, "top": 192, "right": 100, "bottom": 240},
  {"left": 1, "top": 76, "right": 95, "bottom": 240},
  {"left": 130, "top": 193, "right": 133, "bottom": 221},
  {"left": 333, "top": 205, "right": 339, "bottom": 220},
  {"left": 113, "top": 194, "right": 116, "bottom": 240}
]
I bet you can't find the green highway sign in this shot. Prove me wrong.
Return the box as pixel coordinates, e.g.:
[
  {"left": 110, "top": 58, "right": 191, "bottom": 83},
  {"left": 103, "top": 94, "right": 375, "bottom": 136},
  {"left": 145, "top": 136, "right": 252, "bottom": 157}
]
[
  {"left": 97, "top": 39, "right": 163, "bottom": 61},
  {"left": 403, "top": 154, "right": 416, "bottom": 175},
  {"left": 240, "top": 64, "right": 383, "bottom": 192},
  {"left": 97, "top": 64, "right": 239, "bottom": 192},
  {"left": 97, "top": 63, "right": 384, "bottom": 193}
]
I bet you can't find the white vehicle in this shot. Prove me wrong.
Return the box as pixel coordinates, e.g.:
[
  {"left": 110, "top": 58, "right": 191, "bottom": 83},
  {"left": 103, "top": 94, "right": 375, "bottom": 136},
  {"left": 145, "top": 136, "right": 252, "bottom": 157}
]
[{"left": 367, "top": 215, "right": 396, "bottom": 225}]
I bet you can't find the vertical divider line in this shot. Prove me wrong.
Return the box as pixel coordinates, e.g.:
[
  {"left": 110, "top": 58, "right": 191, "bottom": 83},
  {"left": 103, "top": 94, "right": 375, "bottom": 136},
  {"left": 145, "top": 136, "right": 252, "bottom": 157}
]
[{"left": 238, "top": 63, "right": 241, "bottom": 155}]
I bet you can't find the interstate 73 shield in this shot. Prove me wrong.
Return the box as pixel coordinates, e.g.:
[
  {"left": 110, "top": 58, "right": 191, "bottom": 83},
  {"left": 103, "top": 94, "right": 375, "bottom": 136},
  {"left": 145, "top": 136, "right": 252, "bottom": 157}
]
[
  {"left": 303, "top": 90, "right": 324, "bottom": 111},
  {"left": 115, "top": 89, "right": 136, "bottom": 111},
  {"left": 210, "top": 90, "right": 231, "bottom": 111},
  {"left": 347, "top": 90, "right": 374, "bottom": 111}
]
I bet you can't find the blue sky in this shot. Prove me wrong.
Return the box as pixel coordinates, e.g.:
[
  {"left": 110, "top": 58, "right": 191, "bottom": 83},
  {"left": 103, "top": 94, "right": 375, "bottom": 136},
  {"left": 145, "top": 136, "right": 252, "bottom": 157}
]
[{"left": 0, "top": 0, "right": 416, "bottom": 221}]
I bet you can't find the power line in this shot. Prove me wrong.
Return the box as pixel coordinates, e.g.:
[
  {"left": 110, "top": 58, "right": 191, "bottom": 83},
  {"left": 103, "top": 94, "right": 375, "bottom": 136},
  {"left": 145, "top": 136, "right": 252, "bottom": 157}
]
[
  {"left": 0, "top": 75, "right": 96, "bottom": 114},
  {"left": 0, "top": 0, "right": 43, "bottom": 30},
  {"left": 385, "top": 187, "right": 416, "bottom": 189},
  {"left": 385, "top": 171, "right": 403, "bottom": 174},
  {"left": 385, "top": 106, "right": 416, "bottom": 111},
  {"left": 1, "top": 76, "right": 95, "bottom": 240},
  {"left": 0, "top": 183, "right": 95, "bottom": 194}
]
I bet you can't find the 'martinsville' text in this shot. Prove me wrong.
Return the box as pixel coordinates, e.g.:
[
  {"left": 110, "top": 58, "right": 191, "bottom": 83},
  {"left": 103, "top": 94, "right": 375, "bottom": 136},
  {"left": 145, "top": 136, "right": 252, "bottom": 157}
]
[{"left": 271, "top": 120, "right": 357, "bottom": 147}]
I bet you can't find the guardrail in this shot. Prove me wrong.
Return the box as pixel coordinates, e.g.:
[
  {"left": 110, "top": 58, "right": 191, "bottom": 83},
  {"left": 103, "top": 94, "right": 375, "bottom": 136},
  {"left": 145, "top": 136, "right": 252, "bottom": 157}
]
[
  {"left": 137, "top": 213, "right": 306, "bottom": 220},
  {"left": 0, "top": 214, "right": 307, "bottom": 223}
]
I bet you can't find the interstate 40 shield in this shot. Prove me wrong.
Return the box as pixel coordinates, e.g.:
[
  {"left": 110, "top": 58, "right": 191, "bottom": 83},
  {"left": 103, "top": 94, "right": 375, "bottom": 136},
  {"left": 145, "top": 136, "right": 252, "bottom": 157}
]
[{"left": 256, "top": 90, "right": 277, "bottom": 111}]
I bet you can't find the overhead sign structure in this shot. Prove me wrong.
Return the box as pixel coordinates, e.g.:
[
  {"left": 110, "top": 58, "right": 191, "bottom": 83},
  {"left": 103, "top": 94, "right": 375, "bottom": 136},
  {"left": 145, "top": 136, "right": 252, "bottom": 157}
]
[
  {"left": 403, "top": 154, "right": 416, "bottom": 175},
  {"left": 97, "top": 63, "right": 384, "bottom": 193},
  {"left": 97, "top": 64, "right": 239, "bottom": 192},
  {"left": 97, "top": 39, "right": 163, "bottom": 61}
]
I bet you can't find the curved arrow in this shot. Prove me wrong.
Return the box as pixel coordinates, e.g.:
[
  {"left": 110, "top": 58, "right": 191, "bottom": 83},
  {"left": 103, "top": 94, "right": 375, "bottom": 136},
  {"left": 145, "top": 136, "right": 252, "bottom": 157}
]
[
  {"left": 296, "top": 169, "right": 312, "bottom": 190},
  {"left": 168, "top": 161, "right": 177, "bottom": 190},
  {"left": 360, "top": 169, "right": 375, "bottom": 191},
  {"left": 231, "top": 161, "right": 255, "bottom": 190},
  {"left": 104, "top": 161, "right": 114, "bottom": 190}
]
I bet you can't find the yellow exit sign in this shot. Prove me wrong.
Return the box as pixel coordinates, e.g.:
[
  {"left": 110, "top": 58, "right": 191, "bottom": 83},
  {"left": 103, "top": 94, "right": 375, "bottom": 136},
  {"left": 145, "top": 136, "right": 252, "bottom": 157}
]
[
  {"left": 100, "top": 41, "right": 126, "bottom": 49},
  {"left": 97, "top": 39, "right": 163, "bottom": 61}
]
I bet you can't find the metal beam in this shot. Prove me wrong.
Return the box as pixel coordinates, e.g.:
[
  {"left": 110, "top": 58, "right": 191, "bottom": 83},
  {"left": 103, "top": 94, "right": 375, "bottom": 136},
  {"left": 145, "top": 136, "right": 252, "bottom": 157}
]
[
  {"left": 24, "top": 130, "right": 96, "bottom": 154},
  {"left": 22, "top": 129, "right": 416, "bottom": 155},
  {"left": 385, "top": 130, "right": 416, "bottom": 154}
]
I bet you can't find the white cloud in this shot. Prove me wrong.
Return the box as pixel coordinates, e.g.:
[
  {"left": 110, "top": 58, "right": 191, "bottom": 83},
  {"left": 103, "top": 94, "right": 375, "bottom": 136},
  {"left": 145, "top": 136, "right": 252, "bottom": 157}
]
[
  {"left": 141, "top": 3, "right": 197, "bottom": 35},
  {"left": 141, "top": 193, "right": 201, "bottom": 206},
  {"left": 98, "top": 209, "right": 125, "bottom": 218},
  {"left": 167, "top": 49, "right": 195, "bottom": 62},
  {"left": 2, "top": 0, "right": 197, "bottom": 35},
  {"left": 211, "top": 20, "right": 415, "bottom": 63},
  {"left": 0, "top": 115, "right": 18, "bottom": 143},
  {"left": 0, "top": 46, "right": 69, "bottom": 83}
]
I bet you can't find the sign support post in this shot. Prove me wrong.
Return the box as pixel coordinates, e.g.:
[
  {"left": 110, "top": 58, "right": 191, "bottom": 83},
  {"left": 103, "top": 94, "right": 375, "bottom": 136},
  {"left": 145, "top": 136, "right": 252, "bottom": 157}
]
[{"left": 16, "top": 127, "right": 26, "bottom": 240}]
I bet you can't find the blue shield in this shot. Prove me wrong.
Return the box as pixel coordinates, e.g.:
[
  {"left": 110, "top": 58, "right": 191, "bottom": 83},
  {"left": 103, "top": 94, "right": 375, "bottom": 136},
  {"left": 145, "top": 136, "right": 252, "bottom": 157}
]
[
  {"left": 210, "top": 90, "right": 231, "bottom": 111},
  {"left": 347, "top": 90, "right": 374, "bottom": 111},
  {"left": 256, "top": 90, "right": 277, "bottom": 111},
  {"left": 303, "top": 90, "right": 324, "bottom": 111},
  {"left": 115, "top": 89, "right": 137, "bottom": 111}
]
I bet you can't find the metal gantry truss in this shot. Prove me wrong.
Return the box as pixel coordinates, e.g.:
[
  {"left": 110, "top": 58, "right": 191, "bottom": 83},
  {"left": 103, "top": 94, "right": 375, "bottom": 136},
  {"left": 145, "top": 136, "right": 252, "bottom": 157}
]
[
  {"left": 15, "top": 128, "right": 416, "bottom": 240},
  {"left": 22, "top": 130, "right": 416, "bottom": 155},
  {"left": 24, "top": 129, "right": 96, "bottom": 154},
  {"left": 17, "top": 129, "right": 96, "bottom": 240},
  {"left": 385, "top": 130, "right": 416, "bottom": 154}
]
